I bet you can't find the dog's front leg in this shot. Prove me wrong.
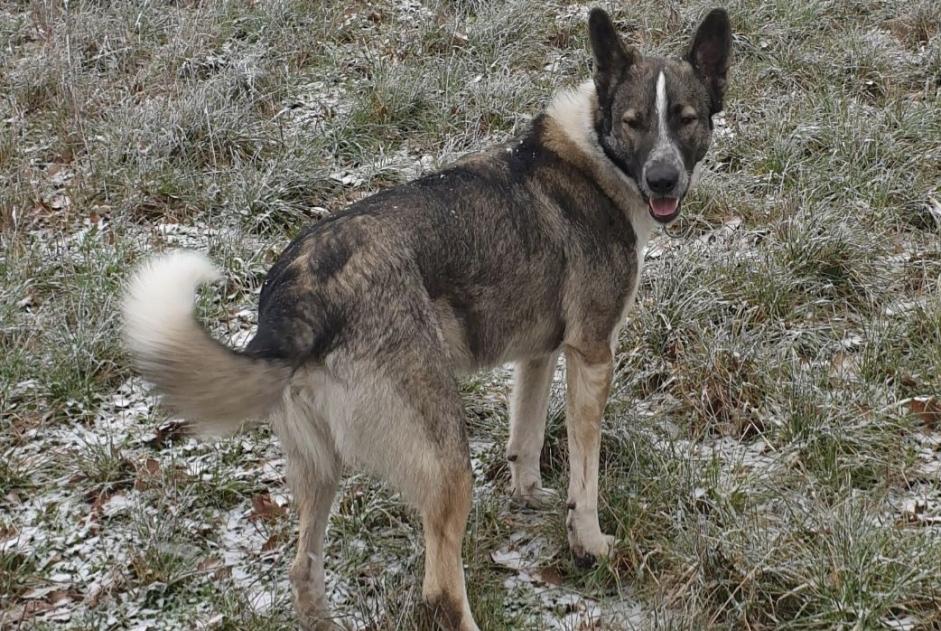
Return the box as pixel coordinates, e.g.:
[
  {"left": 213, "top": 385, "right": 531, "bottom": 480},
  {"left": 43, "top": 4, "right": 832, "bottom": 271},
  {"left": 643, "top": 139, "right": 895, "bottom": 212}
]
[
  {"left": 563, "top": 343, "right": 615, "bottom": 566},
  {"left": 507, "top": 352, "right": 560, "bottom": 508}
]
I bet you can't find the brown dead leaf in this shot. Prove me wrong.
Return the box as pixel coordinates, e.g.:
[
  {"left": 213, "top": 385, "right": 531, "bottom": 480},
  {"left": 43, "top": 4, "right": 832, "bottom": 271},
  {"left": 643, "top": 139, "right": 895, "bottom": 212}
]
[
  {"left": 16, "top": 290, "right": 36, "bottom": 310},
  {"left": 10, "top": 600, "right": 51, "bottom": 622},
  {"left": 145, "top": 420, "right": 190, "bottom": 448},
  {"left": 900, "top": 372, "right": 919, "bottom": 389},
  {"left": 897, "top": 499, "right": 941, "bottom": 527},
  {"left": 250, "top": 492, "right": 286, "bottom": 522},
  {"left": 261, "top": 532, "right": 284, "bottom": 552},
  {"left": 47, "top": 193, "right": 70, "bottom": 210},
  {"left": 47, "top": 589, "right": 78, "bottom": 606},
  {"left": 90, "top": 489, "right": 117, "bottom": 515},
  {"left": 197, "top": 556, "right": 224, "bottom": 574},
  {"left": 829, "top": 351, "right": 860, "bottom": 383},
  {"left": 533, "top": 566, "right": 564, "bottom": 586},
  {"left": 902, "top": 499, "right": 927, "bottom": 521},
  {"left": 21, "top": 585, "right": 60, "bottom": 601},
  {"left": 84, "top": 574, "right": 122, "bottom": 608},
  {"left": 907, "top": 396, "right": 941, "bottom": 427},
  {"left": 134, "top": 458, "right": 161, "bottom": 490}
]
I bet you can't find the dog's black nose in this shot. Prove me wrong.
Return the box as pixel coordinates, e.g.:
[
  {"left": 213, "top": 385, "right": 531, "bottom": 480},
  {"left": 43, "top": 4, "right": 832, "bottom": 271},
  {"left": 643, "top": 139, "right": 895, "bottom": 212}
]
[{"left": 645, "top": 164, "right": 679, "bottom": 195}]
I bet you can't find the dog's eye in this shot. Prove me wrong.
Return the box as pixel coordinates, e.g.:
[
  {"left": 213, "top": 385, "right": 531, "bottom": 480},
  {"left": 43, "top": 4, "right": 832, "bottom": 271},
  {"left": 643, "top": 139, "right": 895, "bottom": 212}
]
[
  {"left": 622, "top": 110, "right": 642, "bottom": 130},
  {"left": 679, "top": 107, "right": 698, "bottom": 126}
]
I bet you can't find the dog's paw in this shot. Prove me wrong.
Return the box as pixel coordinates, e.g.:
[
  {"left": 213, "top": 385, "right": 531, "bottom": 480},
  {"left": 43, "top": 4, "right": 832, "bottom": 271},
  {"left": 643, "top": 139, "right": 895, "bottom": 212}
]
[
  {"left": 292, "top": 574, "right": 337, "bottom": 630},
  {"left": 510, "top": 484, "right": 560, "bottom": 510},
  {"left": 422, "top": 593, "right": 480, "bottom": 631},
  {"left": 570, "top": 533, "right": 615, "bottom": 569},
  {"left": 297, "top": 611, "right": 343, "bottom": 631}
]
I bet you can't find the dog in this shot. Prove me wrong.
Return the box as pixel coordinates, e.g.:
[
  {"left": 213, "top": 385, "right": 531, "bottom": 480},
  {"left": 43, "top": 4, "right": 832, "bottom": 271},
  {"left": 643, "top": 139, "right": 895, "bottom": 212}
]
[{"left": 123, "top": 8, "right": 731, "bottom": 630}]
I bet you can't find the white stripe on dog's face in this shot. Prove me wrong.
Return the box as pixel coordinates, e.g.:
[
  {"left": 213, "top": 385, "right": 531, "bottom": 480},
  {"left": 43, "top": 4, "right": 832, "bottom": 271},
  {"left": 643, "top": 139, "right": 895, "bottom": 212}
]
[
  {"left": 650, "top": 71, "right": 674, "bottom": 159},
  {"left": 641, "top": 71, "right": 686, "bottom": 198},
  {"left": 656, "top": 71, "right": 669, "bottom": 142}
]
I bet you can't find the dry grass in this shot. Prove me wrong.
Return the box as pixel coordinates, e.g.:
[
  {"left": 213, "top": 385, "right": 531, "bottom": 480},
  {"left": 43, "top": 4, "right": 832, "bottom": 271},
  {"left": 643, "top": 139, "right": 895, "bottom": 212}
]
[{"left": 2, "top": 0, "right": 940, "bottom": 628}]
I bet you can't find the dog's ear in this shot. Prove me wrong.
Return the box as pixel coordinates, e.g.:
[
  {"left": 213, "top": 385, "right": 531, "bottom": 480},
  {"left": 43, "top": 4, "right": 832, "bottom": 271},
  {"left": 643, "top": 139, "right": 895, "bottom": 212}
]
[
  {"left": 588, "top": 9, "right": 637, "bottom": 106},
  {"left": 686, "top": 8, "right": 732, "bottom": 114}
]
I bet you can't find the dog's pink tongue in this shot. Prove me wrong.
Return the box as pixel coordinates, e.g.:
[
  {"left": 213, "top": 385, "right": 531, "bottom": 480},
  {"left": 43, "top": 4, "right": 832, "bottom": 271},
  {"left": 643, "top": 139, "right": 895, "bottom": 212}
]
[{"left": 649, "top": 197, "right": 679, "bottom": 217}]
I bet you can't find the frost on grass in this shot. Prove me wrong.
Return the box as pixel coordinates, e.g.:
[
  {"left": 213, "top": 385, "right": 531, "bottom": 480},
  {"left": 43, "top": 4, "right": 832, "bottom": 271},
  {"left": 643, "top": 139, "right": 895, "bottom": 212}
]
[
  {"left": 493, "top": 531, "right": 608, "bottom": 630},
  {"left": 3, "top": 0, "right": 941, "bottom": 628}
]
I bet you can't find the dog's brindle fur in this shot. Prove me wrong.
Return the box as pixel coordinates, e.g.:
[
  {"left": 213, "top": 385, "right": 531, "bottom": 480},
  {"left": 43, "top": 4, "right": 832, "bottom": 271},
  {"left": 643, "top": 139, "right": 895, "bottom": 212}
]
[{"left": 123, "top": 9, "right": 731, "bottom": 630}]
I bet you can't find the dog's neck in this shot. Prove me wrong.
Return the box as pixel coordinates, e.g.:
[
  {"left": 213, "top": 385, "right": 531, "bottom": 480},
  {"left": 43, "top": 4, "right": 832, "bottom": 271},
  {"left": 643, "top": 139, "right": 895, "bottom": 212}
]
[{"left": 543, "top": 80, "right": 656, "bottom": 248}]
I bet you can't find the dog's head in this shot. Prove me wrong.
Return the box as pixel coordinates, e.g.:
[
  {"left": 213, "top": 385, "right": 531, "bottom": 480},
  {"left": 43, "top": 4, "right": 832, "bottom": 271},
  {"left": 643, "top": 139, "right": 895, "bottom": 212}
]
[{"left": 589, "top": 8, "right": 731, "bottom": 223}]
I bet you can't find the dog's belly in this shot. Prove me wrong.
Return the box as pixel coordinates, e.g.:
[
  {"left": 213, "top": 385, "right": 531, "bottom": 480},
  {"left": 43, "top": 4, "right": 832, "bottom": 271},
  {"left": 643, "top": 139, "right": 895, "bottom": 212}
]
[
  {"left": 492, "top": 314, "right": 565, "bottom": 364},
  {"left": 433, "top": 297, "right": 564, "bottom": 372}
]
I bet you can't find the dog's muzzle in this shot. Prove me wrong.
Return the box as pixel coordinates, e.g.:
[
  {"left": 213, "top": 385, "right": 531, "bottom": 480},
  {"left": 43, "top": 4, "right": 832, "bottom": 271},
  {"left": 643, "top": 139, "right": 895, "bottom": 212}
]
[{"left": 642, "top": 161, "right": 685, "bottom": 223}]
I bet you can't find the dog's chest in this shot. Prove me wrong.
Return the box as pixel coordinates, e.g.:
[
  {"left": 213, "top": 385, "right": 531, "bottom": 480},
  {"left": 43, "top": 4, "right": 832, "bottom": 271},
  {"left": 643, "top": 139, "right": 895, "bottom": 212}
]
[
  {"left": 619, "top": 248, "right": 645, "bottom": 319},
  {"left": 612, "top": 214, "right": 653, "bottom": 339}
]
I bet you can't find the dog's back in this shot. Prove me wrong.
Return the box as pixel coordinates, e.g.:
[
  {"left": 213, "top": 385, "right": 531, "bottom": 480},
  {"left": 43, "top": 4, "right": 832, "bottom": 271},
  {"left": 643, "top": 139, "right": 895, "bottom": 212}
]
[{"left": 245, "top": 114, "right": 641, "bottom": 373}]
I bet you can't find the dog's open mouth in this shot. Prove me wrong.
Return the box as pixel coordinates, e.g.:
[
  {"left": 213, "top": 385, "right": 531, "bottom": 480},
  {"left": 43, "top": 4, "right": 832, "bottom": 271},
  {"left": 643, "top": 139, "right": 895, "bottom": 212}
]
[{"left": 648, "top": 197, "right": 680, "bottom": 223}]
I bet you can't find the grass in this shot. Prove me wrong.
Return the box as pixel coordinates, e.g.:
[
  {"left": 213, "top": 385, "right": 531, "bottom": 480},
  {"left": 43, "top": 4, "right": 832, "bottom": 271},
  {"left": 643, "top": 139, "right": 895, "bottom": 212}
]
[{"left": 1, "top": 0, "right": 940, "bottom": 628}]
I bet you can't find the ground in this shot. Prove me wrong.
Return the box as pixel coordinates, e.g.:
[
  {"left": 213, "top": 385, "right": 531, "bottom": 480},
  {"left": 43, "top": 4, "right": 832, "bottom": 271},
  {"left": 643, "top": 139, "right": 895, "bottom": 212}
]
[{"left": 1, "top": 0, "right": 940, "bottom": 629}]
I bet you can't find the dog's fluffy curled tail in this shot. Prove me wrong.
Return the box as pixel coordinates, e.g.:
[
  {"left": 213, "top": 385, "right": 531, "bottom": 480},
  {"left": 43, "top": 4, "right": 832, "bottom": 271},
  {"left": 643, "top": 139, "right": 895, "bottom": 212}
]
[{"left": 122, "top": 250, "right": 290, "bottom": 434}]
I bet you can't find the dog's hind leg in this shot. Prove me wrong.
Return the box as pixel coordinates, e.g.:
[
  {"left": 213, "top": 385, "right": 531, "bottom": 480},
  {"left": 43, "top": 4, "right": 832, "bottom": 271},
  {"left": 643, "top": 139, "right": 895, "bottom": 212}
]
[
  {"left": 322, "top": 350, "right": 479, "bottom": 631},
  {"left": 385, "top": 382, "right": 477, "bottom": 630},
  {"left": 420, "top": 452, "right": 475, "bottom": 630},
  {"left": 272, "top": 383, "right": 341, "bottom": 631},
  {"left": 506, "top": 352, "right": 560, "bottom": 508},
  {"left": 288, "top": 465, "right": 339, "bottom": 631}
]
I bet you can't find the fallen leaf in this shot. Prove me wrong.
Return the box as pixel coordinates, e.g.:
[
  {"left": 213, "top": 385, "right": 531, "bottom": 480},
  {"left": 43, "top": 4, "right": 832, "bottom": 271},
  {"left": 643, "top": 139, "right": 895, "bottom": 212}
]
[
  {"left": 261, "top": 532, "right": 284, "bottom": 552},
  {"left": 907, "top": 397, "right": 941, "bottom": 427},
  {"left": 46, "top": 589, "right": 77, "bottom": 606},
  {"left": 134, "top": 458, "right": 161, "bottom": 490},
  {"left": 143, "top": 458, "right": 160, "bottom": 475},
  {"left": 83, "top": 574, "right": 120, "bottom": 608},
  {"left": 451, "top": 31, "right": 469, "bottom": 47},
  {"left": 21, "top": 585, "right": 62, "bottom": 600},
  {"left": 829, "top": 351, "right": 860, "bottom": 383},
  {"left": 145, "top": 420, "right": 190, "bottom": 448},
  {"left": 16, "top": 292, "right": 36, "bottom": 310},
  {"left": 250, "top": 492, "right": 286, "bottom": 522},
  {"left": 900, "top": 372, "right": 919, "bottom": 389},
  {"left": 197, "top": 557, "right": 224, "bottom": 573},
  {"left": 533, "top": 566, "right": 564, "bottom": 586},
  {"left": 199, "top": 614, "right": 225, "bottom": 629},
  {"left": 927, "top": 195, "right": 941, "bottom": 226},
  {"left": 90, "top": 489, "right": 117, "bottom": 514},
  {"left": 901, "top": 498, "right": 927, "bottom": 521},
  {"left": 490, "top": 548, "right": 526, "bottom": 571},
  {"left": 48, "top": 193, "right": 70, "bottom": 210},
  {"left": 694, "top": 216, "right": 742, "bottom": 245}
]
